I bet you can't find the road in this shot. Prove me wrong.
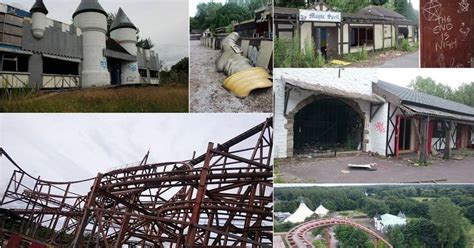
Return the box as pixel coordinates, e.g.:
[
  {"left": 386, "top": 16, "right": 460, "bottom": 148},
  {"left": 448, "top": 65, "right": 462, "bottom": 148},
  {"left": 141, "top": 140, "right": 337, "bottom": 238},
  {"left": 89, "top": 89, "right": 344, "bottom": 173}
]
[
  {"left": 189, "top": 40, "right": 272, "bottom": 113},
  {"left": 378, "top": 51, "right": 419, "bottom": 68}
]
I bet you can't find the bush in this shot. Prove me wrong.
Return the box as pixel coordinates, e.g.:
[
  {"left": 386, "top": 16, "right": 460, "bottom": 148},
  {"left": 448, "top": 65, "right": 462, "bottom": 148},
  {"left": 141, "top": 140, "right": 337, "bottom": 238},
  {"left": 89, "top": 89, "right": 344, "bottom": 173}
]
[
  {"left": 274, "top": 36, "right": 327, "bottom": 68},
  {"left": 343, "top": 46, "right": 368, "bottom": 62},
  {"left": 400, "top": 38, "right": 411, "bottom": 52}
]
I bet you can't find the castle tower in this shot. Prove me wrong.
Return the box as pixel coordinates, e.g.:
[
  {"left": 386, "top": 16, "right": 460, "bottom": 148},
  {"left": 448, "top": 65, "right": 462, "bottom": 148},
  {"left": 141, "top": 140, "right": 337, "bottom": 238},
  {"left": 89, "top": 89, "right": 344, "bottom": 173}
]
[
  {"left": 30, "top": 0, "right": 48, "bottom": 39},
  {"left": 109, "top": 8, "right": 140, "bottom": 84},
  {"left": 73, "top": 0, "right": 110, "bottom": 87}
]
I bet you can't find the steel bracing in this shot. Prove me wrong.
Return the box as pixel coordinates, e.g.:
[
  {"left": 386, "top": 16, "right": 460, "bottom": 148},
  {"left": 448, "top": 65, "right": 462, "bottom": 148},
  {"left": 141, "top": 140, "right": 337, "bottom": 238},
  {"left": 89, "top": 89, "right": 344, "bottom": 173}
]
[{"left": 0, "top": 118, "right": 273, "bottom": 247}]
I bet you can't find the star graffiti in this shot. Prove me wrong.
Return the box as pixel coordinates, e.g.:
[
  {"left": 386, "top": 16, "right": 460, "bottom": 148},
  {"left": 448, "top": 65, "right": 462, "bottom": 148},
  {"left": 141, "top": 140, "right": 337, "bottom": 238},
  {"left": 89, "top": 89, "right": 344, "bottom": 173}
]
[
  {"left": 423, "top": 0, "right": 442, "bottom": 21},
  {"left": 458, "top": 0, "right": 470, "bottom": 13}
]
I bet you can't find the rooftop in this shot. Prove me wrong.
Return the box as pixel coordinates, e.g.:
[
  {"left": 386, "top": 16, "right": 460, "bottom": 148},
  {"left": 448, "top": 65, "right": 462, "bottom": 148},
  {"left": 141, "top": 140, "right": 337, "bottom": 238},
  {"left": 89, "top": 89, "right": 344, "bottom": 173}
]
[
  {"left": 109, "top": 8, "right": 137, "bottom": 32},
  {"left": 375, "top": 81, "right": 474, "bottom": 117},
  {"left": 30, "top": 0, "right": 48, "bottom": 15},
  {"left": 73, "top": 0, "right": 107, "bottom": 18}
]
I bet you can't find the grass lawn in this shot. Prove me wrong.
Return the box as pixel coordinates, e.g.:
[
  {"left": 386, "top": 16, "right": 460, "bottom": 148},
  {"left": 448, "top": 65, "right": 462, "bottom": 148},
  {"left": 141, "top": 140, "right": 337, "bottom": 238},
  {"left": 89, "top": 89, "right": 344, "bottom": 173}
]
[{"left": 0, "top": 84, "right": 188, "bottom": 112}]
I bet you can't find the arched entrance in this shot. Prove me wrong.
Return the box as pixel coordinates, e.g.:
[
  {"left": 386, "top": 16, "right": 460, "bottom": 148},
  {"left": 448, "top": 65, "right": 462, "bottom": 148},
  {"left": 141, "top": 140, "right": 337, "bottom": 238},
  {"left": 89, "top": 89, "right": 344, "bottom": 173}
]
[{"left": 289, "top": 95, "right": 365, "bottom": 156}]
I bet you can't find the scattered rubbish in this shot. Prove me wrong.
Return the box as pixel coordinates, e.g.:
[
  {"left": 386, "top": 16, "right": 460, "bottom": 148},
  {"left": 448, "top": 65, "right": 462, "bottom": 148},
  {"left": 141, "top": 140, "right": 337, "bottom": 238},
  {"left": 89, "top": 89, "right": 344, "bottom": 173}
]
[
  {"left": 341, "top": 170, "right": 350, "bottom": 174},
  {"left": 348, "top": 163, "right": 377, "bottom": 171},
  {"left": 330, "top": 59, "right": 351, "bottom": 66}
]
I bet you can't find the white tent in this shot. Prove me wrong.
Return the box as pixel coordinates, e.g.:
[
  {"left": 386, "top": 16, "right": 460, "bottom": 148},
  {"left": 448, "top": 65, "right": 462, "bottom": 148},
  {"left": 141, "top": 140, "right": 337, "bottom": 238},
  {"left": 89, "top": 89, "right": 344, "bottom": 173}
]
[
  {"left": 314, "top": 204, "right": 329, "bottom": 217},
  {"left": 284, "top": 202, "right": 314, "bottom": 223}
]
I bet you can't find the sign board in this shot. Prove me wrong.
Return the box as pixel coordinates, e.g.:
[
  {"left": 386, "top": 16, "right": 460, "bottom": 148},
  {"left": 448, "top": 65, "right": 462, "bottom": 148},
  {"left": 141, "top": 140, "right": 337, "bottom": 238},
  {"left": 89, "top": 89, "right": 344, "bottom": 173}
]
[{"left": 299, "top": 9, "right": 341, "bottom": 22}]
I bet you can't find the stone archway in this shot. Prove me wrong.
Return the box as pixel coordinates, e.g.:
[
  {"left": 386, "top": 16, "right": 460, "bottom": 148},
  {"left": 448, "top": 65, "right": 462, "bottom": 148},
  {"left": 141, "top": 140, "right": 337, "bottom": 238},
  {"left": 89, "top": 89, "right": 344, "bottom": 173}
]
[{"left": 286, "top": 94, "right": 366, "bottom": 157}]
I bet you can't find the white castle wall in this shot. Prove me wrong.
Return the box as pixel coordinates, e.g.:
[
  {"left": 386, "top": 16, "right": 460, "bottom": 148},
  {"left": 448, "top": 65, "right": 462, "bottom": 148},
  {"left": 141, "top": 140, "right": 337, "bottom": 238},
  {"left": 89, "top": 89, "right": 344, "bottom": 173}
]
[
  {"left": 110, "top": 27, "right": 139, "bottom": 84},
  {"left": 73, "top": 12, "right": 110, "bottom": 87}
]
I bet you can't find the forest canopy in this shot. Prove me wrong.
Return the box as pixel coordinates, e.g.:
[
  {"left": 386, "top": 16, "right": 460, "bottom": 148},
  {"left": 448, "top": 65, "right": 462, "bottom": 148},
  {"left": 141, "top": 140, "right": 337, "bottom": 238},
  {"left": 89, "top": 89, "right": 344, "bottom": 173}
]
[{"left": 190, "top": 0, "right": 269, "bottom": 31}]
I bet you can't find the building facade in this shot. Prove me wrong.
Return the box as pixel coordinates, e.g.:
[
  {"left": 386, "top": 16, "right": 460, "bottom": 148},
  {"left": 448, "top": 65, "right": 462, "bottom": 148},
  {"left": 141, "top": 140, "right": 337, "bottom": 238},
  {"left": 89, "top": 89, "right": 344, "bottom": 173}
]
[
  {"left": 274, "top": 3, "right": 417, "bottom": 59},
  {"left": 0, "top": 0, "right": 160, "bottom": 90},
  {"left": 274, "top": 69, "right": 474, "bottom": 159}
]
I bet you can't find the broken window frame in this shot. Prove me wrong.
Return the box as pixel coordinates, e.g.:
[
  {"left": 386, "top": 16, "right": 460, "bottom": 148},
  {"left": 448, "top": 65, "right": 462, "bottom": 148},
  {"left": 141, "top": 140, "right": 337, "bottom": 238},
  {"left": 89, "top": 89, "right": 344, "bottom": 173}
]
[{"left": 350, "top": 27, "right": 374, "bottom": 47}]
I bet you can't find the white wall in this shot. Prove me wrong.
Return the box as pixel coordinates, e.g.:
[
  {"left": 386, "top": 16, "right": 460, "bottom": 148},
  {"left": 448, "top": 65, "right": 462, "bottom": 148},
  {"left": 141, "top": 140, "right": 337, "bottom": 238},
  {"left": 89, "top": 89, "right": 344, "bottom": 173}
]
[{"left": 367, "top": 103, "right": 389, "bottom": 155}]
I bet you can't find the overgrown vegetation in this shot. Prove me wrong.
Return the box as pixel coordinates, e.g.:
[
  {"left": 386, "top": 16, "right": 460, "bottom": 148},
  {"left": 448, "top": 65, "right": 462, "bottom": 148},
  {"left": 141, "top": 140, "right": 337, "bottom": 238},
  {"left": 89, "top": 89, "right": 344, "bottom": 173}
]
[
  {"left": 190, "top": 0, "right": 268, "bottom": 32},
  {"left": 343, "top": 46, "right": 369, "bottom": 62},
  {"left": 275, "top": 185, "right": 474, "bottom": 247},
  {"left": 160, "top": 57, "right": 189, "bottom": 85},
  {"left": 409, "top": 77, "right": 474, "bottom": 107},
  {"left": 0, "top": 84, "right": 188, "bottom": 112},
  {"left": 274, "top": 37, "right": 326, "bottom": 68}
]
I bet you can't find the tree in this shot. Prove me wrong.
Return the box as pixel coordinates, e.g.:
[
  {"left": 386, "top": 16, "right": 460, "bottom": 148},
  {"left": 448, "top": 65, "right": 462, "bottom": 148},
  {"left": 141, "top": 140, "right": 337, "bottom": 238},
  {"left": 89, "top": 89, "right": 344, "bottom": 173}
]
[
  {"left": 409, "top": 77, "right": 455, "bottom": 100},
  {"left": 404, "top": 218, "right": 439, "bottom": 247},
  {"left": 385, "top": 226, "right": 406, "bottom": 248},
  {"left": 334, "top": 225, "right": 371, "bottom": 247},
  {"left": 453, "top": 83, "right": 474, "bottom": 107},
  {"left": 429, "top": 197, "right": 465, "bottom": 247},
  {"left": 213, "top": 3, "right": 252, "bottom": 29},
  {"left": 363, "top": 198, "right": 389, "bottom": 217}
]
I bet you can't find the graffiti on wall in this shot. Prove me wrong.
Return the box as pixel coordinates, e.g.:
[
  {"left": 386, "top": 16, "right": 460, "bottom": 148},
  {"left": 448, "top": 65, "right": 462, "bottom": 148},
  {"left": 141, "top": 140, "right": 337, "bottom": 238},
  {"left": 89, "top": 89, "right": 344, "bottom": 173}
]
[
  {"left": 375, "top": 121, "right": 386, "bottom": 135},
  {"left": 421, "top": 0, "right": 473, "bottom": 67}
]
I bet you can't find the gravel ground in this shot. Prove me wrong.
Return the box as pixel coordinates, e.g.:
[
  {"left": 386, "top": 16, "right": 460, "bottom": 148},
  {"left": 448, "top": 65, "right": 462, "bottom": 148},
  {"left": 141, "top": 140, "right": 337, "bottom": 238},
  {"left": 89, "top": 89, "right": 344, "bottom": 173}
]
[
  {"left": 277, "top": 152, "right": 474, "bottom": 184},
  {"left": 189, "top": 41, "right": 272, "bottom": 113}
]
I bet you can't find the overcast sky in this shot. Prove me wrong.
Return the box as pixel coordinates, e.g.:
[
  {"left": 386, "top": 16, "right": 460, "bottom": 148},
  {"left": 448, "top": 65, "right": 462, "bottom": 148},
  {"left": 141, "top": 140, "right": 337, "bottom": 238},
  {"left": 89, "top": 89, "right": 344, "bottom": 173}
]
[
  {"left": 0, "top": 113, "right": 270, "bottom": 195},
  {"left": 5, "top": 0, "right": 188, "bottom": 68},
  {"left": 377, "top": 68, "right": 473, "bottom": 89}
]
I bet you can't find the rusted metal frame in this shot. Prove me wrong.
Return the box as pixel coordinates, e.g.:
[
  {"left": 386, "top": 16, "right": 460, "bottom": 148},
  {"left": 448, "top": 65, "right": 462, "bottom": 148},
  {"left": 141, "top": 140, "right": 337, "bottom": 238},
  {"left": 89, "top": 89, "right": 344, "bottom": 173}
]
[
  {"left": 197, "top": 224, "right": 272, "bottom": 248},
  {"left": 47, "top": 184, "right": 71, "bottom": 241},
  {"left": 185, "top": 142, "right": 214, "bottom": 247},
  {"left": 21, "top": 176, "right": 41, "bottom": 235},
  {"left": 71, "top": 173, "right": 102, "bottom": 248},
  {"left": 210, "top": 149, "right": 271, "bottom": 170}
]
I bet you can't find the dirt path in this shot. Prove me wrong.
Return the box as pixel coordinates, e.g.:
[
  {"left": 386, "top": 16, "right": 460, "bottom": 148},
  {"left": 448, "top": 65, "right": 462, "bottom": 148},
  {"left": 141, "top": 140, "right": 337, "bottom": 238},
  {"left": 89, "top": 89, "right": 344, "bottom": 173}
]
[{"left": 189, "top": 40, "right": 272, "bottom": 113}]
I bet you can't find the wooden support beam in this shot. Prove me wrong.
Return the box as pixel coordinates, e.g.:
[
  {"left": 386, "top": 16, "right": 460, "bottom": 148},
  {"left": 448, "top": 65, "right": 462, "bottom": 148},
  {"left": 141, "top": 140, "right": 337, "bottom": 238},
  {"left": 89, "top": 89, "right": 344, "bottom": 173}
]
[
  {"left": 444, "top": 121, "right": 453, "bottom": 160},
  {"left": 419, "top": 118, "right": 429, "bottom": 164}
]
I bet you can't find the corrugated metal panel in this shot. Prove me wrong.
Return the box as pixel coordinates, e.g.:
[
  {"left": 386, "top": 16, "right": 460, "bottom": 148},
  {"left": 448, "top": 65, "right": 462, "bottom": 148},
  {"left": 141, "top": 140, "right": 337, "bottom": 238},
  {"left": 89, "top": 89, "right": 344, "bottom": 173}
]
[
  {"left": 43, "top": 53, "right": 81, "bottom": 63},
  {"left": 420, "top": 0, "right": 474, "bottom": 67},
  {"left": 402, "top": 104, "right": 474, "bottom": 123}
]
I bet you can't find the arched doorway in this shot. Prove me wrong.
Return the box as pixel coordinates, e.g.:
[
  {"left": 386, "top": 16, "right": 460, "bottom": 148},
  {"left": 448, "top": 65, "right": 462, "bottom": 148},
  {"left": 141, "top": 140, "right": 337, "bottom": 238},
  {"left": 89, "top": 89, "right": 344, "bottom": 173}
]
[{"left": 290, "top": 95, "right": 365, "bottom": 155}]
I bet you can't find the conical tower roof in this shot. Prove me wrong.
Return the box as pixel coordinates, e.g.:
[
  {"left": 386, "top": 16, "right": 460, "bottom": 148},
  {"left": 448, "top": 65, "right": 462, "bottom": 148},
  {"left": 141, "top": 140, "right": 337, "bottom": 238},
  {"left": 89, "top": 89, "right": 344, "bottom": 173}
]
[
  {"left": 73, "top": 0, "right": 107, "bottom": 18},
  {"left": 109, "top": 8, "right": 137, "bottom": 32},
  {"left": 30, "top": 0, "right": 48, "bottom": 15}
]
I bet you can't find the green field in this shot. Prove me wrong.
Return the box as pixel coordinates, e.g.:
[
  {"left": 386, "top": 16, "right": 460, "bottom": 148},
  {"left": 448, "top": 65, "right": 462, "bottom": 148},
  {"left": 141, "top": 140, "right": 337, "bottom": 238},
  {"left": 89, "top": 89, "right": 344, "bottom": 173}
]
[{"left": 0, "top": 84, "right": 188, "bottom": 112}]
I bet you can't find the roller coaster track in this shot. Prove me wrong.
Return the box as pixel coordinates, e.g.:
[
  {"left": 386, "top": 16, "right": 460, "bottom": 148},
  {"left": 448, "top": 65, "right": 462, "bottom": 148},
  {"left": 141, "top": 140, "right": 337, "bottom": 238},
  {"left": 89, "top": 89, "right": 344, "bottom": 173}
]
[
  {"left": 286, "top": 218, "right": 393, "bottom": 248},
  {"left": 0, "top": 118, "right": 273, "bottom": 247}
]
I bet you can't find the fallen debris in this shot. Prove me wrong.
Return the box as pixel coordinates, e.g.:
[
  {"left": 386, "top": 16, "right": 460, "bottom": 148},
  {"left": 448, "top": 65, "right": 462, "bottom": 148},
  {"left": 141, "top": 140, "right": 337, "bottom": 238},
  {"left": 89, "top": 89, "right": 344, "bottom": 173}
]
[{"left": 348, "top": 163, "right": 377, "bottom": 171}]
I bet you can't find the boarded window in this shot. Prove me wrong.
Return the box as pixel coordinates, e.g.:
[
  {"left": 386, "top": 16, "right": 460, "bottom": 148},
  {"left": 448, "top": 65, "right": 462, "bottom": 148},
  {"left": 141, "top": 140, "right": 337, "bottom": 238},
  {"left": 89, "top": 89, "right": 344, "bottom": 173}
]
[
  {"left": 0, "top": 13, "right": 23, "bottom": 47},
  {"left": 350, "top": 27, "right": 374, "bottom": 47}
]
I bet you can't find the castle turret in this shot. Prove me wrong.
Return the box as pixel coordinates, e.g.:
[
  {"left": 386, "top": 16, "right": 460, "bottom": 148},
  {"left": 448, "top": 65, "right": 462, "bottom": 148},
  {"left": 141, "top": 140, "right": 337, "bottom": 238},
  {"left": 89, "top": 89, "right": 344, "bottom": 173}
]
[
  {"left": 30, "top": 0, "right": 48, "bottom": 39},
  {"left": 109, "top": 8, "right": 140, "bottom": 84},
  {"left": 73, "top": 0, "right": 110, "bottom": 87}
]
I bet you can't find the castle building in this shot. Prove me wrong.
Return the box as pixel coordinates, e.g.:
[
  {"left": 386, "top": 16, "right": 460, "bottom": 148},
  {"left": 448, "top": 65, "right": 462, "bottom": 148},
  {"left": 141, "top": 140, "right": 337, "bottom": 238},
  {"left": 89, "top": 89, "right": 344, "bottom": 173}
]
[{"left": 0, "top": 0, "right": 160, "bottom": 89}]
